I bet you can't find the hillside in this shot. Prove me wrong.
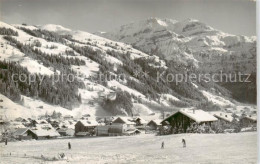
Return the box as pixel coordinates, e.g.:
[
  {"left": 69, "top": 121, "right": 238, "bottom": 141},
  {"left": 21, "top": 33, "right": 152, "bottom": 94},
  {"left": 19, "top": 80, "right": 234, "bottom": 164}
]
[
  {"left": 0, "top": 20, "right": 256, "bottom": 119},
  {"left": 98, "top": 18, "right": 256, "bottom": 73},
  {"left": 97, "top": 17, "right": 257, "bottom": 103}
]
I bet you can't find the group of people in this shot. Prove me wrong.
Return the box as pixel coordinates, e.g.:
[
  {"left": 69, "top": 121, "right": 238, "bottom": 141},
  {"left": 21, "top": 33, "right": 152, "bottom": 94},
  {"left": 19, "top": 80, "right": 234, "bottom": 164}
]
[{"left": 161, "top": 139, "right": 186, "bottom": 149}]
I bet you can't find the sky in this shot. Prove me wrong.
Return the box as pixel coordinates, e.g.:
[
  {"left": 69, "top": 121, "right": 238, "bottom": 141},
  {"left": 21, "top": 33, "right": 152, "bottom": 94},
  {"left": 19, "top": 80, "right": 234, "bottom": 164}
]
[{"left": 0, "top": 0, "right": 256, "bottom": 36}]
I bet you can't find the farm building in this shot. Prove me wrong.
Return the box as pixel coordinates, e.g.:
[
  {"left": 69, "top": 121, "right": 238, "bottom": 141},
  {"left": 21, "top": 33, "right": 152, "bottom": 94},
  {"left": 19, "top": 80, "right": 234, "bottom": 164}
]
[
  {"left": 112, "top": 117, "right": 136, "bottom": 131},
  {"left": 161, "top": 109, "right": 218, "bottom": 133},
  {"left": 13, "top": 128, "right": 35, "bottom": 140},
  {"left": 147, "top": 119, "right": 162, "bottom": 130},
  {"left": 240, "top": 115, "right": 257, "bottom": 127},
  {"left": 75, "top": 120, "right": 98, "bottom": 136}
]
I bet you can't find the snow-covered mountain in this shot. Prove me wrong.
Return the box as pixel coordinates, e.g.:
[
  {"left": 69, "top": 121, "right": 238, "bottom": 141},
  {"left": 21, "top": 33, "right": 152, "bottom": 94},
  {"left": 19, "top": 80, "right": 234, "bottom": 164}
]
[
  {"left": 0, "top": 20, "right": 256, "bottom": 120},
  {"left": 97, "top": 18, "right": 256, "bottom": 73}
]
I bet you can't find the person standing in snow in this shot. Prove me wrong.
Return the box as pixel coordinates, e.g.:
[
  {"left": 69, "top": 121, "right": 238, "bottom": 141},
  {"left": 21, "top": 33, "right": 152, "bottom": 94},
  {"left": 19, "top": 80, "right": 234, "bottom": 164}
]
[
  {"left": 161, "top": 141, "right": 164, "bottom": 149},
  {"left": 182, "top": 139, "right": 186, "bottom": 148},
  {"left": 68, "top": 142, "right": 71, "bottom": 150},
  {"left": 5, "top": 139, "right": 7, "bottom": 145}
]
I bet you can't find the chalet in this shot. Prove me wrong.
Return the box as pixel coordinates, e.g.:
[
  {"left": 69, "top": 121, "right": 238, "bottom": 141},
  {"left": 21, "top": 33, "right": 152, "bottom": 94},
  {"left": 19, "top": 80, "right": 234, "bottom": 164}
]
[
  {"left": 240, "top": 115, "right": 257, "bottom": 127},
  {"left": 31, "top": 128, "right": 60, "bottom": 140},
  {"left": 30, "top": 123, "right": 60, "bottom": 140},
  {"left": 13, "top": 128, "right": 35, "bottom": 140},
  {"left": 75, "top": 120, "right": 98, "bottom": 136},
  {"left": 135, "top": 117, "right": 148, "bottom": 126},
  {"left": 213, "top": 112, "right": 234, "bottom": 125},
  {"left": 161, "top": 109, "right": 218, "bottom": 133},
  {"left": 147, "top": 119, "right": 162, "bottom": 130},
  {"left": 112, "top": 117, "right": 136, "bottom": 131}
]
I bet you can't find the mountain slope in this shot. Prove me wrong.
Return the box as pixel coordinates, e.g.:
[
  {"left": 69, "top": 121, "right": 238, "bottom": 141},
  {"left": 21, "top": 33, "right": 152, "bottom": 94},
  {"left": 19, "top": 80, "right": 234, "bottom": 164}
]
[
  {"left": 97, "top": 18, "right": 257, "bottom": 104},
  {"left": 0, "top": 20, "right": 255, "bottom": 120},
  {"left": 98, "top": 18, "right": 256, "bottom": 74}
]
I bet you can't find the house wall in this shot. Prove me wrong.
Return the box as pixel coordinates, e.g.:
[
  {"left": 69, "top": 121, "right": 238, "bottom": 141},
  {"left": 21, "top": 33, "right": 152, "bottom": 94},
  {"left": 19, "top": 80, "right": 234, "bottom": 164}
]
[
  {"left": 97, "top": 125, "right": 124, "bottom": 136},
  {"left": 75, "top": 122, "right": 96, "bottom": 134}
]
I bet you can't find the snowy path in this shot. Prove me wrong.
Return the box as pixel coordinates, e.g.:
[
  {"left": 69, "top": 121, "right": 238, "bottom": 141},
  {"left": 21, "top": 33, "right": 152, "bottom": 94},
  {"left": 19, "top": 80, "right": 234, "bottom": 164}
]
[{"left": 0, "top": 132, "right": 257, "bottom": 164}]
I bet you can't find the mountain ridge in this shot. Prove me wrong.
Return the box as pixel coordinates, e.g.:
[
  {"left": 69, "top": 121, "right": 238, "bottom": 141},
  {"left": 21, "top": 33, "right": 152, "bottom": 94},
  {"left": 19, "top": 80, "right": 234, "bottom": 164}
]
[{"left": 0, "top": 19, "right": 256, "bottom": 120}]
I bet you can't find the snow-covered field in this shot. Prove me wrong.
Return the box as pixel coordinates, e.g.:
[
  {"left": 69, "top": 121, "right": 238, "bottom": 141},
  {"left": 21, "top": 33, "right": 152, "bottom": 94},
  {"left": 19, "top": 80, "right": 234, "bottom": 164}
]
[{"left": 0, "top": 132, "right": 257, "bottom": 164}]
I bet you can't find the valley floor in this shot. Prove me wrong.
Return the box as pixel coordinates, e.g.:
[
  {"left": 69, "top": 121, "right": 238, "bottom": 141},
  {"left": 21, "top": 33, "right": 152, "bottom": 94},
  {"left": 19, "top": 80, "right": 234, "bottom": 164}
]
[{"left": 0, "top": 132, "right": 257, "bottom": 164}]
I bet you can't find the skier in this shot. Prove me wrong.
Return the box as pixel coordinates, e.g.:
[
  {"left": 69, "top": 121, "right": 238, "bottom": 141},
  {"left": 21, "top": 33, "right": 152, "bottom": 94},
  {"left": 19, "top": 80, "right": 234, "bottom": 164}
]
[
  {"left": 182, "top": 139, "right": 186, "bottom": 148},
  {"left": 68, "top": 142, "right": 71, "bottom": 150},
  {"left": 5, "top": 139, "right": 7, "bottom": 145},
  {"left": 161, "top": 141, "right": 164, "bottom": 149}
]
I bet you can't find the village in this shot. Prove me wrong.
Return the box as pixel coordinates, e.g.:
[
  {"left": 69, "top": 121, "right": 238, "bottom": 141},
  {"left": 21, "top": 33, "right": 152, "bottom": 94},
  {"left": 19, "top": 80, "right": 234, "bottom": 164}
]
[{"left": 0, "top": 106, "right": 257, "bottom": 142}]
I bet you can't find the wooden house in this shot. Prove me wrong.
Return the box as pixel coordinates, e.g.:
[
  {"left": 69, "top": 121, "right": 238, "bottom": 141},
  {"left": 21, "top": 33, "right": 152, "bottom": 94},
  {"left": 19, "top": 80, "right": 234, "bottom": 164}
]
[
  {"left": 13, "top": 128, "right": 35, "bottom": 140},
  {"left": 135, "top": 117, "right": 148, "bottom": 126},
  {"left": 240, "top": 115, "right": 257, "bottom": 127},
  {"left": 213, "top": 112, "right": 234, "bottom": 125},
  {"left": 112, "top": 117, "right": 136, "bottom": 131},
  {"left": 75, "top": 120, "right": 98, "bottom": 136},
  {"left": 30, "top": 123, "right": 60, "bottom": 140},
  {"left": 161, "top": 109, "right": 218, "bottom": 133},
  {"left": 147, "top": 119, "right": 162, "bottom": 130}
]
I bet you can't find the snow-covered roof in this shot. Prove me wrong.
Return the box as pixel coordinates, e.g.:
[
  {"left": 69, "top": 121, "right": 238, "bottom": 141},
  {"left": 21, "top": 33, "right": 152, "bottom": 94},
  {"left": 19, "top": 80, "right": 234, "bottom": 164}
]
[
  {"left": 164, "top": 109, "right": 218, "bottom": 124},
  {"left": 10, "top": 122, "right": 26, "bottom": 129},
  {"left": 135, "top": 117, "right": 148, "bottom": 124},
  {"left": 213, "top": 113, "right": 234, "bottom": 123},
  {"left": 78, "top": 120, "right": 98, "bottom": 127},
  {"left": 36, "top": 123, "right": 53, "bottom": 129},
  {"left": 31, "top": 128, "right": 60, "bottom": 137},
  {"left": 180, "top": 109, "right": 218, "bottom": 123},
  {"left": 244, "top": 115, "right": 257, "bottom": 121},
  {"left": 148, "top": 119, "right": 162, "bottom": 126},
  {"left": 35, "top": 120, "right": 48, "bottom": 124},
  {"left": 13, "top": 128, "right": 31, "bottom": 136},
  {"left": 112, "top": 117, "right": 136, "bottom": 125}
]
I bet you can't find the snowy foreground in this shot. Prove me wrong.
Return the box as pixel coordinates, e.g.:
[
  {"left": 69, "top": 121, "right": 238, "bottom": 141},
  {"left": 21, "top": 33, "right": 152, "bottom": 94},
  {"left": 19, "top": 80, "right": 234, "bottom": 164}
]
[{"left": 0, "top": 132, "right": 257, "bottom": 164}]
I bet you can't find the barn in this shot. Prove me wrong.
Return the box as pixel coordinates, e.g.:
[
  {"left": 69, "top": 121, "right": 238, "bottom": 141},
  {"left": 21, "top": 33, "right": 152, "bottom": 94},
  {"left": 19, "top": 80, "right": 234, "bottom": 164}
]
[{"left": 161, "top": 109, "right": 218, "bottom": 133}]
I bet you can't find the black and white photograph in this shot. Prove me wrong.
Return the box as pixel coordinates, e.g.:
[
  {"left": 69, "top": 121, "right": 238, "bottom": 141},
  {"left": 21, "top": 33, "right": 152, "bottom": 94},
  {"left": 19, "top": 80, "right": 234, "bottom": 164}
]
[{"left": 0, "top": 0, "right": 258, "bottom": 163}]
